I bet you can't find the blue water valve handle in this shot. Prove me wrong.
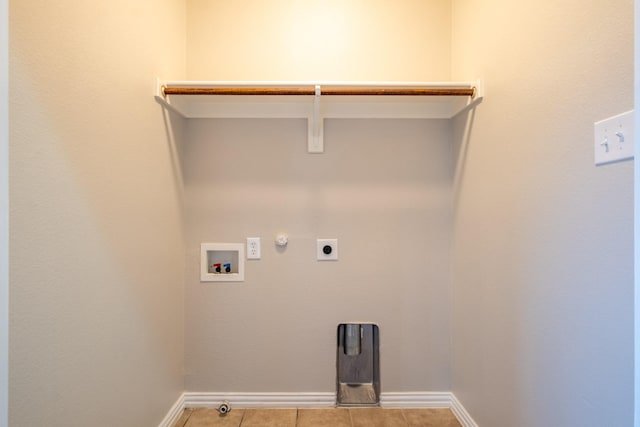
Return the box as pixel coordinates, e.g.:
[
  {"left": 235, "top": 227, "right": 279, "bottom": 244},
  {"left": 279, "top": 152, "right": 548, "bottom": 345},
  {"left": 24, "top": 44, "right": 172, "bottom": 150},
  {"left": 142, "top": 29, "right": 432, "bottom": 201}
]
[{"left": 223, "top": 263, "right": 231, "bottom": 273}]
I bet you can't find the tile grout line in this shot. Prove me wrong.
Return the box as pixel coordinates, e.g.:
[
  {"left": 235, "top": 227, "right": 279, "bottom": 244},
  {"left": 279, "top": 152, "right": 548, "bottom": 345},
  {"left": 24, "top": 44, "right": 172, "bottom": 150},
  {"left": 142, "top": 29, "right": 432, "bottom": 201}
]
[
  {"left": 184, "top": 409, "right": 194, "bottom": 427},
  {"left": 400, "top": 408, "right": 409, "bottom": 426},
  {"left": 175, "top": 408, "right": 193, "bottom": 427}
]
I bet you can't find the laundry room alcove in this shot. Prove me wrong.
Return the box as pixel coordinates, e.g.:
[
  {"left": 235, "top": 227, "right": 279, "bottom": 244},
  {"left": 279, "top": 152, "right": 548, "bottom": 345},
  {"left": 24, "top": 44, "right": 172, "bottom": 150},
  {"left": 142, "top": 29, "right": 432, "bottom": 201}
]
[
  {"left": 7, "top": 0, "right": 635, "bottom": 426},
  {"left": 156, "top": 71, "right": 484, "bottom": 421}
]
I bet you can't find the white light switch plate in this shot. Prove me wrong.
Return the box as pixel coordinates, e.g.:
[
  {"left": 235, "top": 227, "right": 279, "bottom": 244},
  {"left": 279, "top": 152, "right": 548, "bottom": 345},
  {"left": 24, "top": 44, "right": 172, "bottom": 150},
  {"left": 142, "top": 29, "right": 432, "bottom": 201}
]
[{"left": 594, "top": 110, "right": 634, "bottom": 166}]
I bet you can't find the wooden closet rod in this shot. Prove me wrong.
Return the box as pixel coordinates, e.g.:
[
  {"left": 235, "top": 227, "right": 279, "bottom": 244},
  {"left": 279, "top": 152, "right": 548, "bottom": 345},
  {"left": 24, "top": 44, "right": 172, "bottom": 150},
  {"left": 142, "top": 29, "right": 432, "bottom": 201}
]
[{"left": 162, "top": 86, "right": 476, "bottom": 97}]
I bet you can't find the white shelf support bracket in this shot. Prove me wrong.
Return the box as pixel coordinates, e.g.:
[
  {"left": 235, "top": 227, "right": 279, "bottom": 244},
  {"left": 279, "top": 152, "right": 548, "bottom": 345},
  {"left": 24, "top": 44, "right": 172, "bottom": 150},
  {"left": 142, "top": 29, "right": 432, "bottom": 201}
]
[
  {"left": 308, "top": 84, "right": 324, "bottom": 153},
  {"left": 451, "top": 78, "right": 484, "bottom": 118},
  {"left": 154, "top": 78, "right": 186, "bottom": 118}
]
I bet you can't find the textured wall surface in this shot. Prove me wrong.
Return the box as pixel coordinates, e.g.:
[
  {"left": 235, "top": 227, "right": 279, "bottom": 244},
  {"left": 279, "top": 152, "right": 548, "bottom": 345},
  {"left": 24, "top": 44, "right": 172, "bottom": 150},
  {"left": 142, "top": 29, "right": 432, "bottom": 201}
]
[
  {"left": 7, "top": 0, "right": 636, "bottom": 424},
  {"left": 182, "top": 0, "right": 456, "bottom": 394},
  {"left": 451, "top": 1, "right": 634, "bottom": 426},
  {"left": 0, "top": 0, "right": 7, "bottom": 425},
  {"left": 186, "top": 0, "right": 452, "bottom": 81},
  {"left": 182, "top": 118, "right": 454, "bottom": 392},
  {"left": 9, "top": 0, "right": 187, "bottom": 425}
]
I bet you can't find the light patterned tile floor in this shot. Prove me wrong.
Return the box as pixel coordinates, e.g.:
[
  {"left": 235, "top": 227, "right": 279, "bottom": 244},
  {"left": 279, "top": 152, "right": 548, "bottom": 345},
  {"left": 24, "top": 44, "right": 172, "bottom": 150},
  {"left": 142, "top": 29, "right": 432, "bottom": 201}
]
[{"left": 173, "top": 407, "right": 462, "bottom": 427}]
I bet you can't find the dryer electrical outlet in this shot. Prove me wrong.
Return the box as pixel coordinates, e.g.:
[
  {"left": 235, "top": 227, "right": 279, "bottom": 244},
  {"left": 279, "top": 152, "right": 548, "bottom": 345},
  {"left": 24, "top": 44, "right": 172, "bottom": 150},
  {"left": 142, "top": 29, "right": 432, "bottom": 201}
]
[{"left": 317, "top": 239, "right": 338, "bottom": 261}]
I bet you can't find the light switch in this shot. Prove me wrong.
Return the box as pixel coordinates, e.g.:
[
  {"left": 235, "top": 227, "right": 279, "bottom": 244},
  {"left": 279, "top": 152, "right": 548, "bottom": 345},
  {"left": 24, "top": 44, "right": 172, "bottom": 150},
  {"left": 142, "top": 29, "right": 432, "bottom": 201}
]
[{"left": 594, "top": 110, "right": 634, "bottom": 166}]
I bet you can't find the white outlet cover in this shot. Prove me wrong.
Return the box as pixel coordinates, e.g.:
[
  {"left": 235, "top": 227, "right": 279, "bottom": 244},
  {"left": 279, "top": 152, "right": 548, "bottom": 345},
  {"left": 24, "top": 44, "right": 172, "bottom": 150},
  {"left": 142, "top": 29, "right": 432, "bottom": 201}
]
[
  {"left": 246, "top": 237, "right": 261, "bottom": 260},
  {"left": 594, "top": 110, "right": 634, "bottom": 166},
  {"left": 317, "top": 238, "right": 338, "bottom": 261}
]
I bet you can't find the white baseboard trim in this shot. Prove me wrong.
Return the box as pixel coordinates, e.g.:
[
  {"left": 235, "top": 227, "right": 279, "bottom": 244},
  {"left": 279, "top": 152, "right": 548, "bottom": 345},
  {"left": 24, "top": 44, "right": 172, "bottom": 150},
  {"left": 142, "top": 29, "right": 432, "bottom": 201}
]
[
  {"left": 450, "top": 393, "right": 479, "bottom": 427},
  {"left": 160, "top": 391, "right": 478, "bottom": 427},
  {"left": 184, "top": 392, "right": 336, "bottom": 408},
  {"left": 158, "top": 393, "right": 185, "bottom": 427},
  {"left": 379, "top": 391, "right": 452, "bottom": 408}
]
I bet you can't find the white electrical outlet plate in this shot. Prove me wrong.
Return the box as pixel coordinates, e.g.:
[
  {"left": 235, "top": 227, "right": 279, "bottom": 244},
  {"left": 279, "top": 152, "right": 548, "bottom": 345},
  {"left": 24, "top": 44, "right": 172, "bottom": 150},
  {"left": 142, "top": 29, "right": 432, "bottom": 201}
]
[
  {"left": 246, "top": 237, "right": 261, "bottom": 259},
  {"left": 317, "top": 238, "right": 338, "bottom": 261},
  {"left": 594, "top": 110, "right": 634, "bottom": 166}
]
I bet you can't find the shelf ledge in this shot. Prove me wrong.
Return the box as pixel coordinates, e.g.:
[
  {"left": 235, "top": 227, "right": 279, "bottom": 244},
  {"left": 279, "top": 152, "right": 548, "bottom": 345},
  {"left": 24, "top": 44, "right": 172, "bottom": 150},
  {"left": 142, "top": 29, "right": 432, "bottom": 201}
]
[{"left": 155, "top": 79, "right": 483, "bottom": 153}]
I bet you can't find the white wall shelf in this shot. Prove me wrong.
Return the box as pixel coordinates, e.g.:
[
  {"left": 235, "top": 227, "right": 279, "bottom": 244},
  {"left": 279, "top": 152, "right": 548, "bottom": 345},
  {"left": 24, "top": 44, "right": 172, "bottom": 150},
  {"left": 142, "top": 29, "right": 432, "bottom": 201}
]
[{"left": 155, "top": 79, "right": 483, "bottom": 153}]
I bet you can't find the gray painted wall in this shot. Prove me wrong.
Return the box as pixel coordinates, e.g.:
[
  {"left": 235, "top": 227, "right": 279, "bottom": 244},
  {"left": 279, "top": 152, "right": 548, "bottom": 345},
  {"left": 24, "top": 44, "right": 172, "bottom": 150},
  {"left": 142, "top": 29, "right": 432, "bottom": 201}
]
[
  {"left": 182, "top": 118, "right": 454, "bottom": 392},
  {"left": 0, "top": 0, "right": 7, "bottom": 425},
  {"left": 6, "top": 1, "right": 636, "bottom": 425},
  {"left": 181, "top": 0, "right": 458, "bottom": 396},
  {"left": 9, "top": 0, "right": 187, "bottom": 425},
  {"left": 451, "top": 1, "right": 634, "bottom": 425},
  {"left": 636, "top": 0, "right": 640, "bottom": 424}
]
